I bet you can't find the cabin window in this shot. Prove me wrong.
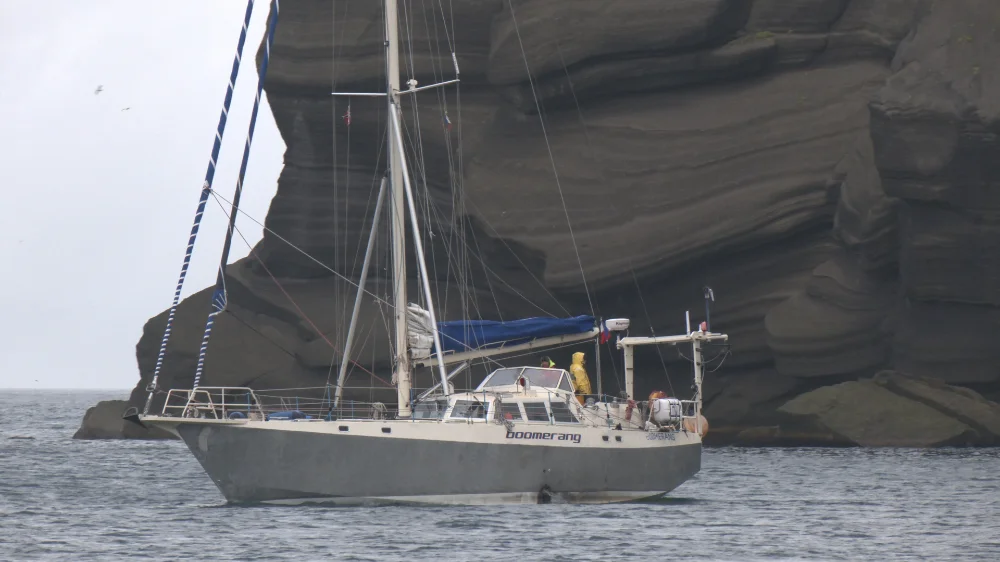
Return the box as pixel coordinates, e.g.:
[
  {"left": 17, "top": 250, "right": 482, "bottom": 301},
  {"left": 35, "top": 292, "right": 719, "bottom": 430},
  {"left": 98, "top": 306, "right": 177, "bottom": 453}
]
[
  {"left": 450, "top": 400, "right": 486, "bottom": 419},
  {"left": 519, "top": 368, "right": 563, "bottom": 388},
  {"left": 549, "top": 401, "right": 579, "bottom": 423},
  {"left": 413, "top": 399, "right": 448, "bottom": 420},
  {"left": 499, "top": 401, "right": 522, "bottom": 421},
  {"left": 480, "top": 368, "right": 522, "bottom": 388},
  {"left": 558, "top": 375, "right": 573, "bottom": 393},
  {"left": 478, "top": 367, "right": 571, "bottom": 391},
  {"left": 522, "top": 402, "right": 549, "bottom": 422}
]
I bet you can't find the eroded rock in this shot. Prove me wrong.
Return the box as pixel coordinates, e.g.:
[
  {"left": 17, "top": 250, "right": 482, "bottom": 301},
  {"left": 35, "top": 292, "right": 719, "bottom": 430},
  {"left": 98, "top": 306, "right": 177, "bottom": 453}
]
[
  {"left": 873, "top": 370, "right": 1000, "bottom": 442},
  {"left": 73, "top": 400, "right": 175, "bottom": 440},
  {"left": 778, "top": 379, "right": 979, "bottom": 446},
  {"left": 80, "top": 0, "right": 1000, "bottom": 443}
]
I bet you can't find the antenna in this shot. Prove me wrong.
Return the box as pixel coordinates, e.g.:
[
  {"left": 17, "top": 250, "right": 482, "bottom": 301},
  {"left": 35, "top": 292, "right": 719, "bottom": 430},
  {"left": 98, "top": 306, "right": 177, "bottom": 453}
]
[{"left": 703, "top": 286, "right": 715, "bottom": 331}]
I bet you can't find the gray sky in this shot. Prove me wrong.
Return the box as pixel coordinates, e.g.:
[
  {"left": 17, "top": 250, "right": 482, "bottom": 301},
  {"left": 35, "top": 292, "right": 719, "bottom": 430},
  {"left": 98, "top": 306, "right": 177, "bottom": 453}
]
[{"left": 0, "top": 1, "right": 285, "bottom": 388}]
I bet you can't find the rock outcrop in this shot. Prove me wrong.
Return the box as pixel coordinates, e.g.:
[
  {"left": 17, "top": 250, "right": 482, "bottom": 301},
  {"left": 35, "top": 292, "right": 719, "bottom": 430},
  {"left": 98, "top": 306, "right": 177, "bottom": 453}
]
[
  {"left": 773, "top": 371, "right": 1000, "bottom": 446},
  {"left": 78, "top": 0, "right": 1000, "bottom": 445},
  {"left": 73, "top": 400, "right": 174, "bottom": 440}
]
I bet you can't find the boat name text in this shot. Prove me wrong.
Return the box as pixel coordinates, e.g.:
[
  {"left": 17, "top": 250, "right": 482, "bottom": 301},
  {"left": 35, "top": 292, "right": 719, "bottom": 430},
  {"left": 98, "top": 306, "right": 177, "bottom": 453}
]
[
  {"left": 506, "top": 431, "right": 581, "bottom": 444},
  {"left": 646, "top": 432, "right": 676, "bottom": 441}
]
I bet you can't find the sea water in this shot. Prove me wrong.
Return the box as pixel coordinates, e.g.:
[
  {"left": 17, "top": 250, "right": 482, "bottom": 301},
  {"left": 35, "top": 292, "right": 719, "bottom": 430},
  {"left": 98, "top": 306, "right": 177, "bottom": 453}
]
[{"left": 1, "top": 390, "right": 997, "bottom": 561}]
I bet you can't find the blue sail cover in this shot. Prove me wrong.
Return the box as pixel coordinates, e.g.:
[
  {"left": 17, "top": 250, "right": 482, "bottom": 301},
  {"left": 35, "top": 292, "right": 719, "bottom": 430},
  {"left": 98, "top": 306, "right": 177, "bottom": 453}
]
[{"left": 437, "top": 315, "right": 596, "bottom": 353}]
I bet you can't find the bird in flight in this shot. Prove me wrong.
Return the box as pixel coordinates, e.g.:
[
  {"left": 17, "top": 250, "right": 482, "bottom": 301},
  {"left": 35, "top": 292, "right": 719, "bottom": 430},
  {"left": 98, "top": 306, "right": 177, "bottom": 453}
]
[
  {"left": 94, "top": 85, "right": 103, "bottom": 95},
  {"left": 121, "top": 107, "right": 130, "bottom": 112}
]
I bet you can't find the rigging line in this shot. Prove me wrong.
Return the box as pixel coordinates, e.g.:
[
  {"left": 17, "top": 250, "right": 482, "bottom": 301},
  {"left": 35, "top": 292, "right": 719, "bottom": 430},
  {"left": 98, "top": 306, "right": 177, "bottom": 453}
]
[
  {"left": 328, "top": 170, "right": 383, "bottom": 390},
  {"left": 629, "top": 265, "right": 675, "bottom": 397},
  {"left": 421, "top": 185, "right": 483, "bottom": 322},
  {"left": 442, "top": 202, "right": 560, "bottom": 318},
  {"left": 506, "top": 0, "right": 595, "bottom": 318},
  {"left": 603, "top": 339, "right": 624, "bottom": 394},
  {"left": 331, "top": 4, "right": 343, "bottom": 353},
  {"left": 417, "top": 181, "right": 504, "bottom": 321},
  {"left": 555, "top": 41, "right": 603, "bottom": 183},
  {"left": 463, "top": 213, "right": 505, "bottom": 319},
  {"left": 552, "top": 38, "right": 616, "bottom": 332},
  {"left": 436, "top": 0, "right": 469, "bottom": 325},
  {"left": 336, "top": 3, "right": 358, "bottom": 357},
  {"left": 398, "top": 99, "right": 438, "bottom": 311},
  {"left": 422, "top": 0, "right": 467, "bottom": 325},
  {"left": 418, "top": 0, "right": 454, "bottom": 313},
  {"left": 466, "top": 199, "right": 571, "bottom": 317},
  {"left": 403, "top": 0, "right": 418, "bottom": 85},
  {"left": 335, "top": 319, "right": 378, "bottom": 386},
  {"left": 707, "top": 348, "right": 731, "bottom": 373},
  {"left": 208, "top": 188, "right": 396, "bottom": 310},
  {"left": 426, "top": 0, "right": 474, "bottom": 329},
  {"left": 338, "top": 94, "right": 357, "bottom": 354},
  {"left": 434, "top": 0, "right": 455, "bottom": 52},
  {"left": 455, "top": 66, "right": 469, "bottom": 325},
  {"left": 391, "top": 113, "right": 498, "bottom": 322},
  {"left": 418, "top": 187, "right": 492, "bottom": 324},
  {"left": 192, "top": 0, "right": 281, "bottom": 390},
  {"left": 394, "top": 133, "right": 501, "bottom": 324},
  {"left": 223, "top": 309, "right": 298, "bottom": 359},
  {"left": 349, "top": 124, "right": 389, "bottom": 275},
  {"left": 477, "top": 339, "right": 594, "bottom": 368},
  {"left": 208, "top": 192, "right": 393, "bottom": 388},
  {"left": 143, "top": 0, "right": 257, "bottom": 415}
]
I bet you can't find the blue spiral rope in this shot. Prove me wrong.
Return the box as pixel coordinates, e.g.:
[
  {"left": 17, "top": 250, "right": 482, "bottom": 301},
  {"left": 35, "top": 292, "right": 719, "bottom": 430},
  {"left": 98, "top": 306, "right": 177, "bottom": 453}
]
[
  {"left": 192, "top": 0, "right": 281, "bottom": 389},
  {"left": 143, "top": 0, "right": 257, "bottom": 415}
]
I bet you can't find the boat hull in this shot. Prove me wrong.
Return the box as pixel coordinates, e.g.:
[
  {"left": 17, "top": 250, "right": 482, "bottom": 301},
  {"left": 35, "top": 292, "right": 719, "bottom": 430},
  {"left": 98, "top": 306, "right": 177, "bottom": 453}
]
[{"left": 157, "top": 418, "right": 701, "bottom": 505}]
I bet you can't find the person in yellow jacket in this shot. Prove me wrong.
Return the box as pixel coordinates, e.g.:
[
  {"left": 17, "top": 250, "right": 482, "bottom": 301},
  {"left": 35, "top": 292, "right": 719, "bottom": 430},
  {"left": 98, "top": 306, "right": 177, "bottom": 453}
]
[{"left": 569, "top": 351, "right": 592, "bottom": 404}]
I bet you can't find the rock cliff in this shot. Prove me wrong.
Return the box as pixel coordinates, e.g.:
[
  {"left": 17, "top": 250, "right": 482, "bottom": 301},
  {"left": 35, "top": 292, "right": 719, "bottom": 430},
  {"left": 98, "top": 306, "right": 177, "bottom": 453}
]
[{"left": 78, "top": 0, "right": 1000, "bottom": 445}]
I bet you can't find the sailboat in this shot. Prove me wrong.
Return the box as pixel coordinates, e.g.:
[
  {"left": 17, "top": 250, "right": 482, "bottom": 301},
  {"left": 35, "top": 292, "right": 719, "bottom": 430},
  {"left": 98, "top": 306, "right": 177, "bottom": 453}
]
[{"left": 129, "top": 0, "right": 730, "bottom": 505}]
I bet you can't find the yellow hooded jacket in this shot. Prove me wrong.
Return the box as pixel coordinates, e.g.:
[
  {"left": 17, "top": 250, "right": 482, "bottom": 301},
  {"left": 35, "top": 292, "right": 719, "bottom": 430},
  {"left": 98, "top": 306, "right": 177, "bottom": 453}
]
[{"left": 569, "top": 351, "right": 592, "bottom": 403}]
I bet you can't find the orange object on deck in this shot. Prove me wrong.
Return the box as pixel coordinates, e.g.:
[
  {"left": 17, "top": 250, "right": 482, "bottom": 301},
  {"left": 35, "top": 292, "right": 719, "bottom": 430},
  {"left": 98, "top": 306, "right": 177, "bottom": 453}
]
[{"left": 683, "top": 415, "right": 710, "bottom": 437}]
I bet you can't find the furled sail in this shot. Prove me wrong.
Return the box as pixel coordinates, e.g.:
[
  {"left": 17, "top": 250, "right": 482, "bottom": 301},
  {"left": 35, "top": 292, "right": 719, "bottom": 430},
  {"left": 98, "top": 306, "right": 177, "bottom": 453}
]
[
  {"left": 407, "top": 304, "right": 436, "bottom": 359},
  {"left": 407, "top": 304, "right": 595, "bottom": 358}
]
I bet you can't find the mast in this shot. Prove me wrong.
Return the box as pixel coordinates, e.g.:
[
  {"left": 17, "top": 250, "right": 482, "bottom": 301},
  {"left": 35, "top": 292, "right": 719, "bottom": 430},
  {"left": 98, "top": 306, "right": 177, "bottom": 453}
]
[
  {"left": 386, "top": 0, "right": 411, "bottom": 417},
  {"left": 691, "top": 336, "right": 704, "bottom": 434}
]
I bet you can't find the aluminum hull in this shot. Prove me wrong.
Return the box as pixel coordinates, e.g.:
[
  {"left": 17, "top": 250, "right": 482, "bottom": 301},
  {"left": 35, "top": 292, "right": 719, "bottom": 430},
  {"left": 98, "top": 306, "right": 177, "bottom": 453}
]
[{"left": 151, "top": 417, "right": 702, "bottom": 505}]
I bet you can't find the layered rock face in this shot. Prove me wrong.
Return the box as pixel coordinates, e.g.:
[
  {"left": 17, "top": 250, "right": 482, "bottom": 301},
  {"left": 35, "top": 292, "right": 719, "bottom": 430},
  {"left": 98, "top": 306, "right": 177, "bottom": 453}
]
[{"left": 78, "top": 0, "right": 1000, "bottom": 445}]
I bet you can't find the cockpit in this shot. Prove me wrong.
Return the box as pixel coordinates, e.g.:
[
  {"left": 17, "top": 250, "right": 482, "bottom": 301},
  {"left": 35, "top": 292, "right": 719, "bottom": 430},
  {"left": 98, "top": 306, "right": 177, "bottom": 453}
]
[
  {"left": 409, "top": 366, "right": 581, "bottom": 424},
  {"left": 475, "top": 367, "right": 575, "bottom": 393}
]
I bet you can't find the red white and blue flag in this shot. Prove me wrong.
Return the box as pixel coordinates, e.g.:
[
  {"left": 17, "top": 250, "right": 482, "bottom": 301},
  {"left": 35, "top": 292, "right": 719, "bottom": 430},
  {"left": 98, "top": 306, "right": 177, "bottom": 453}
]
[{"left": 599, "top": 321, "right": 611, "bottom": 344}]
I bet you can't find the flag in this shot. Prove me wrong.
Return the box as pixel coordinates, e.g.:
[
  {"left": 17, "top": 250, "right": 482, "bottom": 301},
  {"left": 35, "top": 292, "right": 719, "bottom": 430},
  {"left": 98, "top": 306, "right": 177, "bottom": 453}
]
[
  {"left": 342, "top": 105, "right": 351, "bottom": 126},
  {"left": 599, "top": 322, "right": 611, "bottom": 344}
]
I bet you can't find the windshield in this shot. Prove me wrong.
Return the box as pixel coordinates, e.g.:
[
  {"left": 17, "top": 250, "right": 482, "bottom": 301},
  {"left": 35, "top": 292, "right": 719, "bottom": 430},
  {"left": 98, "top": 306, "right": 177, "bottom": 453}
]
[
  {"left": 479, "top": 368, "right": 522, "bottom": 387},
  {"left": 519, "top": 368, "right": 563, "bottom": 389},
  {"left": 479, "top": 367, "right": 566, "bottom": 390}
]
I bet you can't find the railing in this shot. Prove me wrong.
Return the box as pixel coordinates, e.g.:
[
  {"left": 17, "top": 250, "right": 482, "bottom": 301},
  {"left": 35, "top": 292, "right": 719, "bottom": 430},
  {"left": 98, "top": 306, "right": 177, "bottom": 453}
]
[
  {"left": 156, "top": 386, "right": 703, "bottom": 432},
  {"left": 161, "top": 386, "right": 401, "bottom": 421},
  {"left": 162, "top": 387, "right": 265, "bottom": 420}
]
